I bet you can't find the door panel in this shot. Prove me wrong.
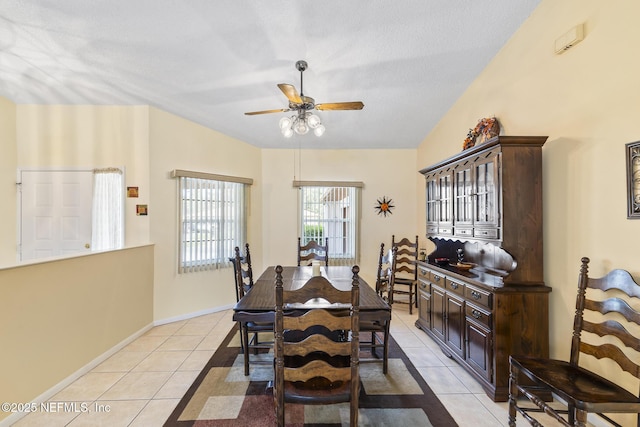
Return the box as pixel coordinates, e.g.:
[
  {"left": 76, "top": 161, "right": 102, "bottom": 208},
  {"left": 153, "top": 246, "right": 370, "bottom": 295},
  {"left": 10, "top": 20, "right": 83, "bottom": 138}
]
[
  {"left": 20, "top": 170, "right": 93, "bottom": 261},
  {"left": 431, "top": 285, "right": 446, "bottom": 342},
  {"left": 445, "top": 293, "right": 465, "bottom": 358}
]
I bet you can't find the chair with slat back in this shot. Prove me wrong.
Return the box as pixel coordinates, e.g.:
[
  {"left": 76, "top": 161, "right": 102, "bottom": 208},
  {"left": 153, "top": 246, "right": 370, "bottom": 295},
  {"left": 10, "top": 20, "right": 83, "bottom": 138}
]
[
  {"left": 508, "top": 257, "right": 640, "bottom": 427},
  {"left": 233, "top": 244, "right": 274, "bottom": 376},
  {"left": 297, "top": 237, "right": 329, "bottom": 266},
  {"left": 274, "top": 265, "right": 360, "bottom": 427},
  {"left": 375, "top": 242, "right": 395, "bottom": 301},
  {"left": 359, "top": 243, "right": 395, "bottom": 373},
  {"left": 391, "top": 235, "right": 419, "bottom": 314},
  {"left": 232, "top": 243, "right": 254, "bottom": 303}
]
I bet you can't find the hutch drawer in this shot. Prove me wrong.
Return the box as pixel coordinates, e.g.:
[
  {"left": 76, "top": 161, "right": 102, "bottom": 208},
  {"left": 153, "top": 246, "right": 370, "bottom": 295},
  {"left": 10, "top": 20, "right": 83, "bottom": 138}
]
[{"left": 465, "top": 284, "right": 492, "bottom": 309}]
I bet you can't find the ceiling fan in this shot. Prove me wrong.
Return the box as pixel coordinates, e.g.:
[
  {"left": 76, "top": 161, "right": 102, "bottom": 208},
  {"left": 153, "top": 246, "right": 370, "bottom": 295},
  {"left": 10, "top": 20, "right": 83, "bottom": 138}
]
[{"left": 244, "top": 60, "right": 364, "bottom": 137}]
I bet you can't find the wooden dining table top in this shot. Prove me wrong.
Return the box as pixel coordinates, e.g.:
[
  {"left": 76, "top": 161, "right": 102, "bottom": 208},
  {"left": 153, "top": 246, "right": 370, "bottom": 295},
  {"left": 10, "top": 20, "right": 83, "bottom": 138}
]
[{"left": 233, "top": 265, "right": 391, "bottom": 313}]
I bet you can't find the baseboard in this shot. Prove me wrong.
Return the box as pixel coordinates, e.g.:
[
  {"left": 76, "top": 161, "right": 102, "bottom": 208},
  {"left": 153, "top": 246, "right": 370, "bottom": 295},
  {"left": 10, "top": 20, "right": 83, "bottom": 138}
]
[
  {"left": 153, "top": 303, "right": 235, "bottom": 326},
  {"left": 0, "top": 304, "right": 235, "bottom": 427},
  {"left": 0, "top": 321, "right": 153, "bottom": 427}
]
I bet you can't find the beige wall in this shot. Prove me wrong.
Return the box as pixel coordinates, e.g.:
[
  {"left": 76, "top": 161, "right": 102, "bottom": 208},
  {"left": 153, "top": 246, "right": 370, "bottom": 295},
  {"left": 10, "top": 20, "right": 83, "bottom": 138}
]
[
  {"left": 0, "top": 245, "right": 154, "bottom": 421},
  {"left": 16, "top": 105, "right": 152, "bottom": 248},
  {"left": 417, "top": 2, "right": 640, "bottom": 420},
  {"left": 0, "top": 97, "right": 17, "bottom": 265},
  {"left": 261, "top": 148, "right": 418, "bottom": 285},
  {"left": 148, "top": 107, "right": 263, "bottom": 320}
]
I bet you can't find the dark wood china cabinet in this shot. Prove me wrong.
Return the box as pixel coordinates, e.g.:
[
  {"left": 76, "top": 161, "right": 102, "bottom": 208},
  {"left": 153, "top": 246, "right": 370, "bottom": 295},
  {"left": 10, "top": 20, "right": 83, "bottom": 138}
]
[{"left": 416, "top": 135, "right": 550, "bottom": 402}]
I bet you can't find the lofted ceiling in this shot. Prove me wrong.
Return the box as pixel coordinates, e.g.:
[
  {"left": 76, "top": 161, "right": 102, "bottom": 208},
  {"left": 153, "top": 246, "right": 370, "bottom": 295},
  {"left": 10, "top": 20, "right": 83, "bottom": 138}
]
[{"left": 0, "top": 1, "right": 540, "bottom": 149}]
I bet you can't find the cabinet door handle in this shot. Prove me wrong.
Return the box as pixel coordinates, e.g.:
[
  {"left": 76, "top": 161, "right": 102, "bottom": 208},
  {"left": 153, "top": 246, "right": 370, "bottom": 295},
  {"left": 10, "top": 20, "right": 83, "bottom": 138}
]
[
  {"left": 472, "top": 309, "right": 482, "bottom": 319},
  {"left": 420, "top": 283, "right": 427, "bottom": 289},
  {"left": 433, "top": 275, "right": 441, "bottom": 282},
  {"left": 450, "top": 282, "right": 459, "bottom": 290},
  {"left": 470, "top": 290, "right": 481, "bottom": 300}
]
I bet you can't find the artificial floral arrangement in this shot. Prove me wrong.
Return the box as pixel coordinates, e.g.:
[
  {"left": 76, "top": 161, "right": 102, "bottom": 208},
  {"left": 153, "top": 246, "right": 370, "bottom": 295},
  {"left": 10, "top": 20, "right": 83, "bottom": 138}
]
[{"left": 462, "top": 117, "right": 500, "bottom": 150}]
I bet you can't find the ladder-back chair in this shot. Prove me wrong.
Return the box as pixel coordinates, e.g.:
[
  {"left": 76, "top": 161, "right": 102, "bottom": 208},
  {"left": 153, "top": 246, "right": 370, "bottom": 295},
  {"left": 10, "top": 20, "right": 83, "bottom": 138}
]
[
  {"left": 233, "top": 244, "right": 273, "bottom": 376},
  {"left": 391, "top": 235, "right": 419, "bottom": 314},
  {"left": 359, "top": 244, "right": 395, "bottom": 373},
  {"left": 508, "top": 257, "right": 640, "bottom": 426},
  {"left": 297, "top": 237, "right": 329, "bottom": 266},
  {"left": 274, "top": 264, "right": 360, "bottom": 426}
]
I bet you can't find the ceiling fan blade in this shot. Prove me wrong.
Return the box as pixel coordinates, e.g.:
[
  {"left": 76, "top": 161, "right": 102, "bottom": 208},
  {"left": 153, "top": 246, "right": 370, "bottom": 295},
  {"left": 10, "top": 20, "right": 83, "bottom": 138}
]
[
  {"left": 277, "top": 83, "right": 302, "bottom": 104},
  {"left": 244, "top": 108, "right": 288, "bottom": 116},
  {"left": 316, "top": 101, "right": 364, "bottom": 111}
]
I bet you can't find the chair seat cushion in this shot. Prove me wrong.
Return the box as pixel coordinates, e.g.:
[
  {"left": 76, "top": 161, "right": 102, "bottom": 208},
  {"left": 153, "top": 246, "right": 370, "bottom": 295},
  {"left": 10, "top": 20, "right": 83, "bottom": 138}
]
[
  {"left": 245, "top": 321, "right": 273, "bottom": 330},
  {"left": 284, "top": 378, "right": 353, "bottom": 404},
  {"left": 359, "top": 320, "right": 385, "bottom": 331},
  {"left": 511, "top": 355, "right": 640, "bottom": 411}
]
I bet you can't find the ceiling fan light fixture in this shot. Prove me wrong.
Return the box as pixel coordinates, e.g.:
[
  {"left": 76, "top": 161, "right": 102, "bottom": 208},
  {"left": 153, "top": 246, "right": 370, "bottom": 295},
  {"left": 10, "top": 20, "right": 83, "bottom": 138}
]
[
  {"left": 279, "top": 116, "right": 292, "bottom": 130},
  {"left": 245, "top": 60, "right": 363, "bottom": 140},
  {"left": 294, "top": 118, "right": 309, "bottom": 135},
  {"left": 307, "top": 113, "right": 321, "bottom": 129},
  {"left": 282, "top": 126, "right": 294, "bottom": 138}
]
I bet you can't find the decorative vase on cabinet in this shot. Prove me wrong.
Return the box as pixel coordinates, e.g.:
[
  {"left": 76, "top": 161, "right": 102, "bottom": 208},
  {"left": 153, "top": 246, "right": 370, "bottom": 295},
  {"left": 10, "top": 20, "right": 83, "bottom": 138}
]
[{"left": 416, "top": 135, "right": 550, "bottom": 402}]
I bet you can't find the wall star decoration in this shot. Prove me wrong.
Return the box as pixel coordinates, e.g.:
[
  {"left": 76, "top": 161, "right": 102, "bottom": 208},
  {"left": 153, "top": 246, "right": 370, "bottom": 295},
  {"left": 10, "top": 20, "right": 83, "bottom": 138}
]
[{"left": 374, "top": 196, "right": 395, "bottom": 217}]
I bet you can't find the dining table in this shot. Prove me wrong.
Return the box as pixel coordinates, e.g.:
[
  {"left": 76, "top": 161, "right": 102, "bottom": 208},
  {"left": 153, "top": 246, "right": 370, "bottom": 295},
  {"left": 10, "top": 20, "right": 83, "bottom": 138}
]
[
  {"left": 232, "top": 265, "right": 392, "bottom": 372},
  {"left": 234, "top": 265, "right": 390, "bottom": 312}
]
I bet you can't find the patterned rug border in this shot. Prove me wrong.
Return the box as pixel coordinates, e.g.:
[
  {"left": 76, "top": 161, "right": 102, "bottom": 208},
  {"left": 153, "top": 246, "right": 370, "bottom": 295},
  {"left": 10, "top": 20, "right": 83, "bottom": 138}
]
[{"left": 164, "top": 324, "right": 458, "bottom": 426}]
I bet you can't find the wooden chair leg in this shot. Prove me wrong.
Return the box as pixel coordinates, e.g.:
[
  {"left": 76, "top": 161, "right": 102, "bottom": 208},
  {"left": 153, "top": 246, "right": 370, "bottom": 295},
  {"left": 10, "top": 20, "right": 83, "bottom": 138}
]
[
  {"left": 508, "top": 362, "right": 519, "bottom": 427},
  {"left": 409, "top": 287, "right": 413, "bottom": 314},
  {"left": 575, "top": 408, "right": 588, "bottom": 427},
  {"left": 252, "top": 332, "right": 259, "bottom": 355},
  {"left": 350, "top": 375, "right": 360, "bottom": 427},
  {"left": 238, "top": 321, "right": 245, "bottom": 354},
  {"left": 383, "top": 321, "right": 390, "bottom": 374},
  {"left": 568, "top": 402, "right": 576, "bottom": 425},
  {"left": 242, "top": 326, "right": 250, "bottom": 376},
  {"left": 370, "top": 331, "right": 377, "bottom": 358}
]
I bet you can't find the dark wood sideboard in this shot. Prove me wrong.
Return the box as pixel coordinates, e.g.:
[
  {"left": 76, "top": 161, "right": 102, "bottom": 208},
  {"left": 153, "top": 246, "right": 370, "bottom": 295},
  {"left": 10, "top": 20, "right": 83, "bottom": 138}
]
[{"left": 415, "top": 135, "right": 550, "bottom": 402}]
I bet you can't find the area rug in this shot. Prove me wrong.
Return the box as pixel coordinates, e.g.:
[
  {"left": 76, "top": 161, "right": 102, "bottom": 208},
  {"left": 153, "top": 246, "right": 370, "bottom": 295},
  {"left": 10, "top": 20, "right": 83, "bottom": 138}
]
[{"left": 164, "top": 325, "right": 457, "bottom": 426}]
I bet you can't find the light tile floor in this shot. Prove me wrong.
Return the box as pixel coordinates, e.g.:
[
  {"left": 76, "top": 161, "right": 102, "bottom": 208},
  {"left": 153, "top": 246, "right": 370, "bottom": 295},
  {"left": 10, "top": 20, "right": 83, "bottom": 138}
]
[{"left": 11, "top": 307, "right": 567, "bottom": 426}]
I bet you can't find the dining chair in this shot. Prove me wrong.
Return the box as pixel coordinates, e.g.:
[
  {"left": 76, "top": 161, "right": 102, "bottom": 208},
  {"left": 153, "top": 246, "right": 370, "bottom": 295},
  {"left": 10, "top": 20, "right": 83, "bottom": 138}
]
[
  {"left": 375, "top": 242, "right": 395, "bottom": 301},
  {"left": 274, "top": 264, "right": 360, "bottom": 427},
  {"left": 233, "top": 244, "right": 274, "bottom": 376},
  {"left": 390, "top": 235, "right": 419, "bottom": 314},
  {"left": 297, "top": 237, "right": 329, "bottom": 266},
  {"left": 359, "top": 244, "right": 395, "bottom": 374},
  {"left": 232, "top": 243, "right": 254, "bottom": 303},
  {"left": 508, "top": 257, "right": 640, "bottom": 426}
]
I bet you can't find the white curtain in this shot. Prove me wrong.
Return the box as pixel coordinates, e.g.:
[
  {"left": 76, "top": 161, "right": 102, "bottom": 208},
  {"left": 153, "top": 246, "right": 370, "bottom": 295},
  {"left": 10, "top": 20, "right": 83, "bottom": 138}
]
[{"left": 91, "top": 168, "right": 124, "bottom": 251}]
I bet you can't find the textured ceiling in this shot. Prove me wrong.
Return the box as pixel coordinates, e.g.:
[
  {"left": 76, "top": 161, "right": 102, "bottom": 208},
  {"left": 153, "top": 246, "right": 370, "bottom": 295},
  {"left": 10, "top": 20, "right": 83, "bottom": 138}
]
[{"left": 0, "top": 1, "right": 540, "bottom": 149}]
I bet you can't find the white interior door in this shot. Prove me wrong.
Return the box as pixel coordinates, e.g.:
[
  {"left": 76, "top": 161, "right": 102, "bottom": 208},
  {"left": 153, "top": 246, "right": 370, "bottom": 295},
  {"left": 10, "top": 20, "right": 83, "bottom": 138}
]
[{"left": 20, "top": 170, "right": 93, "bottom": 261}]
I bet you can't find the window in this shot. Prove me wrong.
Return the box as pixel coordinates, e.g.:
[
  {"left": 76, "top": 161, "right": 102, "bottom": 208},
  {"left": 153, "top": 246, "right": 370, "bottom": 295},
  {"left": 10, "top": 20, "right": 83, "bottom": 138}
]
[
  {"left": 173, "top": 170, "right": 252, "bottom": 273},
  {"left": 296, "top": 182, "right": 361, "bottom": 266}
]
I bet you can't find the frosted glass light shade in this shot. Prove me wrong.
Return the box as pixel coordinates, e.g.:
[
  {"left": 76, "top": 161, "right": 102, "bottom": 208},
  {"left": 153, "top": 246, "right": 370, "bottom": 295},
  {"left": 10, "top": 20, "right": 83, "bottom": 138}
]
[
  {"left": 294, "top": 120, "right": 309, "bottom": 135},
  {"left": 279, "top": 116, "right": 292, "bottom": 130},
  {"left": 278, "top": 112, "right": 324, "bottom": 137},
  {"left": 307, "top": 114, "right": 321, "bottom": 129}
]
